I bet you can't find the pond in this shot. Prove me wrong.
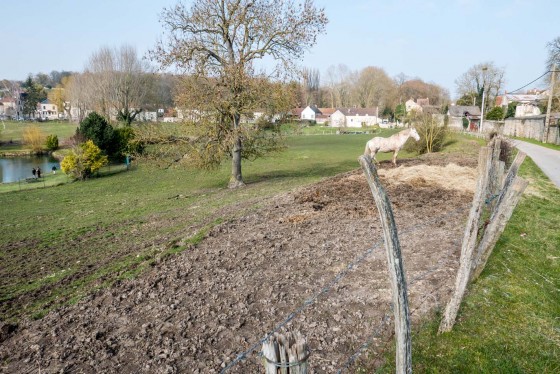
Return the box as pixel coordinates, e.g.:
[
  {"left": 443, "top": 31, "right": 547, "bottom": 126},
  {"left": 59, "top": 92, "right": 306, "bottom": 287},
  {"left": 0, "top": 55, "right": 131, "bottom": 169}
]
[{"left": 0, "top": 155, "right": 61, "bottom": 183}]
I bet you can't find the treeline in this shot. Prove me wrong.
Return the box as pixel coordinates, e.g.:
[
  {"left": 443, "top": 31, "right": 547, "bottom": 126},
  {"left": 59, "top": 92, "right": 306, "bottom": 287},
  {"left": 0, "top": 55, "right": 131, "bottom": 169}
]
[
  {"left": 298, "top": 65, "right": 450, "bottom": 116},
  {"left": 3, "top": 57, "right": 450, "bottom": 124}
]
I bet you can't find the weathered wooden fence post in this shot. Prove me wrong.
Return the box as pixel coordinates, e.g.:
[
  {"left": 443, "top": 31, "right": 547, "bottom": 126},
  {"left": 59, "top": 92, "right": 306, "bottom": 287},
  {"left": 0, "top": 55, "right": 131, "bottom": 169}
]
[
  {"left": 439, "top": 146, "right": 492, "bottom": 333},
  {"left": 261, "top": 331, "right": 309, "bottom": 374},
  {"left": 358, "top": 155, "right": 412, "bottom": 374},
  {"left": 470, "top": 149, "right": 528, "bottom": 281},
  {"left": 440, "top": 138, "right": 527, "bottom": 333}
]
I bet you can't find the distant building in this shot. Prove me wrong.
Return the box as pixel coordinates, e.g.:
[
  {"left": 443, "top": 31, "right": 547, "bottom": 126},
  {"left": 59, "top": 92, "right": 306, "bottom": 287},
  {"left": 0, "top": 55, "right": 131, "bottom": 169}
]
[
  {"left": 36, "top": 99, "right": 58, "bottom": 120},
  {"left": 495, "top": 92, "right": 545, "bottom": 118},
  {"left": 0, "top": 97, "right": 17, "bottom": 118},
  {"left": 448, "top": 105, "right": 481, "bottom": 131},
  {"left": 330, "top": 107, "right": 379, "bottom": 128},
  {"left": 405, "top": 98, "right": 423, "bottom": 113}
]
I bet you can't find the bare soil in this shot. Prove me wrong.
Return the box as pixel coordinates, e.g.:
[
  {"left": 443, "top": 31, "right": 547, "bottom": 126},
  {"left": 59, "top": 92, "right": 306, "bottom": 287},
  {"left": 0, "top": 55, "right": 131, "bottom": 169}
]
[{"left": 0, "top": 154, "right": 477, "bottom": 374}]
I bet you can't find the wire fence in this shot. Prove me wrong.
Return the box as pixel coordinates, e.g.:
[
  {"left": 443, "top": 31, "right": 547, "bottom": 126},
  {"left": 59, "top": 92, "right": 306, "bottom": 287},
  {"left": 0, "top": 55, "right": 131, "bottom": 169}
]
[{"left": 221, "top": 203, "right": 471, "bottom": 373}]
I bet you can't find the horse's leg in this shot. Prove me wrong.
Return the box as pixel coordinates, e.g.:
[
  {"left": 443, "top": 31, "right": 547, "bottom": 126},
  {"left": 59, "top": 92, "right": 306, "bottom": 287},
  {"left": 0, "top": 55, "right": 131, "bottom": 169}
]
[
  {"left": 392, "top": 150, "right": 398, "bottom": 167},
  {"left": 372, "top": 150, "right": 379, "bottom": 164}
]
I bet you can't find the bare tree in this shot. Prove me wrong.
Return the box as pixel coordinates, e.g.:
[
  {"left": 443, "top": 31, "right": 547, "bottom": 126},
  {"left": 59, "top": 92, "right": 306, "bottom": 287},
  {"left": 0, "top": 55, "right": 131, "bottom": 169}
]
[
  {"left": 351, "top": 66, "right": 396, "bottom": 109},
  {"left": 546, "top": 36, "right": 560, "bottom": 76},
  {"left": 65, "top": 73, "right": 93, "bottom": 123},
  {"left": 84, "top": 45, "right": 154, "bottom": 124},
  {"left": 545, "top": 36, "right": 560, "bottom": 112},
  {"left": 151, "top": 0, "right": 328, "bottom": 188},
  {"left": 301, "top": 67, "right": 320, "bottom": 106},
  {"left": 455, "top": 62, "right": 505, "bottom": 112},
  {"left": 325, "top": 64, "right": 353, "bottom": 108}
]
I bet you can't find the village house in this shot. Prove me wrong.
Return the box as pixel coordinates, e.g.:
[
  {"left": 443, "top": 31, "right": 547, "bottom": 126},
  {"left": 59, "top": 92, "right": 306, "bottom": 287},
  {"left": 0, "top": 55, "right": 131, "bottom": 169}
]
[
  {"left": 405, "top": 98, "right": 423, "bottom": 113},
  {"left": 330, "top": 107, "right": 379, "bottom": 128},
  {"left": 300, "top": 105, "right": 322, "bottom": 121},
  {"left": 448, "top": 105, "right": 481, "bottom": 131},
  {"left": 36, "top": 99, "right": 59, "bottom": 120},
  {"left": 315, "top": 107, "right": 336, "bottom": 124},
  {"left": 0, "top": 97, "right": 17, "bottom": 118},
  {"left": 0, "top": 97, "right": 17, "bottom": 117},
  {"left": 495, "top": 92, "right": 546, "bottom": 118}
]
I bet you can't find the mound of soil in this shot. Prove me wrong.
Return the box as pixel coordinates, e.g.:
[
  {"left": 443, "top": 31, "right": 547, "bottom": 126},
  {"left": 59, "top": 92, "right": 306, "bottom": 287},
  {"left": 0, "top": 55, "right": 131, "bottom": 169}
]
[{"left": 0, "top": 156, "right": 476, "bottom": 373}]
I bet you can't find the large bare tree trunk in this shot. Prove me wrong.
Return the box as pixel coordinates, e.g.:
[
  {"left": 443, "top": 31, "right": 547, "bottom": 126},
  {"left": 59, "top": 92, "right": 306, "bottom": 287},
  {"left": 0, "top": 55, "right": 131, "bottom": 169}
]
[{"left": 229, "top": 114, "right": 245, "bottom": 189}]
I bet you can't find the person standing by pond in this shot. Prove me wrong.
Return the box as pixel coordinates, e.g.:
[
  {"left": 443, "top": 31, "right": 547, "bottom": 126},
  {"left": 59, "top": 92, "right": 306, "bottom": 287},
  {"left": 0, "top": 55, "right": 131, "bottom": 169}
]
[
  {"left": 37, "top": 167, "right": 41, "bottom": 179},
  {"left": 32, "top": 168, "right": 36, "bottom": 178}
]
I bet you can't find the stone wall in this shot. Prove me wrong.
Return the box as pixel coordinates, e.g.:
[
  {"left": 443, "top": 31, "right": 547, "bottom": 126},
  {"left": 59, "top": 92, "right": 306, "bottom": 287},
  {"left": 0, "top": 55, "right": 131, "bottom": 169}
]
[{"left": 499, "top": 116, "right": 560, "bottom": 144}]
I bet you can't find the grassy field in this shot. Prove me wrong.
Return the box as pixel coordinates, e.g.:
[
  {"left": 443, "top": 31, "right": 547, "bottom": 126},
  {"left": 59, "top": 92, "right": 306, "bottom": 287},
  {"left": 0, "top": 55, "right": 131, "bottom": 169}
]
[
  {"left": 1, "top": 129, "right": 558, "bottom": 372},
  {"left": 0, "top": 121, "right": 77, "bottom": 154},
  {"left": 372, "top": 156, "right": 559, "bottom": 373},
  {"left": 1, "top": 130, "right": 404, "bottom": 321}
]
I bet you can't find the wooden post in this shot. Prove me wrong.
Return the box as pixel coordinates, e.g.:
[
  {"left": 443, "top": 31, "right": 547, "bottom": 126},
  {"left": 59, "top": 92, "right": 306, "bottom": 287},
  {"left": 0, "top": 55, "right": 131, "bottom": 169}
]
[
  {"left": 493, "top": 151, "right": 526, "bottom": 209},
  {"left": 358, "top": 155, "right": 412, "bottom": 374},
  {"left": 487, "top": 138, "right": 502, "bottom": 205},
  {"left": 439, "top": 146, "right": 492, "bottom": 333},
  {"left": 471, "top": 176, "right": 528, "bottom": 281},
  {"left": 262, "top": 331, "right": 309, "bottom": 374},
  {"left": 543, "top": 64, "right": 557, "bottom": 143}
]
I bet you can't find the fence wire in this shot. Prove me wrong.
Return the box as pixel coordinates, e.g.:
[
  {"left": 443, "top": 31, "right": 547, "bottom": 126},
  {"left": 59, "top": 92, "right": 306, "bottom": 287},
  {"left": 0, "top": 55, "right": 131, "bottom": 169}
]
[
  {"left": 221, "top": 203, "right": 470, "bottom": 373},
  {"left": 336, "top": 237, "right": 462, "bottom": 373}
]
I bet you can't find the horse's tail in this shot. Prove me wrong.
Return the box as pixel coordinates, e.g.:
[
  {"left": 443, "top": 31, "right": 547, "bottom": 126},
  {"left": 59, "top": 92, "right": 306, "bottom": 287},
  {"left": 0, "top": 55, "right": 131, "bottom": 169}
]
[{"left": 364, "top": 141, "right": 370, "bottom": 156}]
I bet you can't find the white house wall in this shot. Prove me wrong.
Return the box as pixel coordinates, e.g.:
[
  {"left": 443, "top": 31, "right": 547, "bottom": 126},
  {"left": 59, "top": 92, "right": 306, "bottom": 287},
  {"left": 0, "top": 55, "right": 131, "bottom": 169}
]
[
  {"left": 345, "top": 115, "right": 378, "bottom": 128},
  {"left": 301, "top": 106, "right": 316, "bottom": 120}
]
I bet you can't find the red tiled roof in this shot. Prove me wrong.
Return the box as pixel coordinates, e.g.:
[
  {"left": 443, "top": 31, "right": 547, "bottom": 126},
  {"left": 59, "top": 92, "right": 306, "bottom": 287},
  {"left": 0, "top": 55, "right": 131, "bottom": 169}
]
[
  {"left": 291, "top": 107, "right": 304, "bottom": 116},
  {"left": 318, "top": 107, "right": 336, "bottom": 116}
]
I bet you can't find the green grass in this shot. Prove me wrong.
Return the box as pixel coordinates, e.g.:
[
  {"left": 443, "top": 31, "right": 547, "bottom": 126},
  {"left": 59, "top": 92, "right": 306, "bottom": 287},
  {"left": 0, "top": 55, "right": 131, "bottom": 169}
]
[
  {"left": 372, "top": 157, "right": 559, "bottom": 373},
  {"left": 0, "top": 131, "right": 410, "bottom": 322},
  {"left": 0, "top": 120, "right": 78, "bottom": 153}
]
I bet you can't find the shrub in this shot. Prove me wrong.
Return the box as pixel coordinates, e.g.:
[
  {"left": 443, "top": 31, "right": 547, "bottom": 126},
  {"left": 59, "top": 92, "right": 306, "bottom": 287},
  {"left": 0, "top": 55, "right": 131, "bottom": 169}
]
[
  {"left": 23, "top": 125, "right": 45, "bottom": 152},
  {"left": 506, "top": 101, "right": 518, "bottom": 118},
  {"left": 404, "top": 114, "right": 449, "bottom": 154},
  {"left": 113, "top": 126, "right": 143, "bottom": 159},
  {"left": 45, "top": 134, "right": 59, "bottom": 151},
  {"left": 485, "top": 106, "right": 505, "bottom": 120},
  {"left": 77, "top": 112, "right": 115, "bottom": 154},
  {"left": 61, "top": 140, "right": 108, "bottom": 180}
]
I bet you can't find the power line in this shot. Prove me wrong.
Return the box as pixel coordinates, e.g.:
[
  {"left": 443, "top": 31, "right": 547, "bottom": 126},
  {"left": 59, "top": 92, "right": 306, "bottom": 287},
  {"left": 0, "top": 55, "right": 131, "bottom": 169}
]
[{"left": 506, "top": 71, "right": 551, "bottom": 94}]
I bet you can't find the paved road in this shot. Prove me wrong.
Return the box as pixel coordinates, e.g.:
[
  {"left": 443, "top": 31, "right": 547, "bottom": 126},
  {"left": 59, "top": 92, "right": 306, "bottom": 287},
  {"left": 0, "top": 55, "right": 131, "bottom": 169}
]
[{"left": 513, "top": 140, "right": 560, "bottom": 188}]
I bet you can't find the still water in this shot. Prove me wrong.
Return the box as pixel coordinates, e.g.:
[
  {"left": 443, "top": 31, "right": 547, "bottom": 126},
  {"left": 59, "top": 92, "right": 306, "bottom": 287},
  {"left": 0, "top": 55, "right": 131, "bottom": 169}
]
[{"left": 0, "top": 155, "right": 61, "bottom": 183}]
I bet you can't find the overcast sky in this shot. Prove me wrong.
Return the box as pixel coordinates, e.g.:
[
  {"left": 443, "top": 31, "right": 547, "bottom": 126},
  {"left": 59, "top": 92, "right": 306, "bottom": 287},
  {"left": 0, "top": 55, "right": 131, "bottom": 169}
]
[{"left": 1, "top": 0, "right": 557, "bottom": 98}]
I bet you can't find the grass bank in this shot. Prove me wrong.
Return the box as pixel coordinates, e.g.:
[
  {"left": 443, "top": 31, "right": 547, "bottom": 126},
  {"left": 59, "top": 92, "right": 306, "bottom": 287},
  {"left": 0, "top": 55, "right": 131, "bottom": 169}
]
[
  {"left": 1, "top": 131, "right": 406, "bottom": 322},
  {"left": 371, "top": 156, "right": 559, "bottom": 373},
  {"left": 0, "top": 120, "right": 77, "bottom": 143}
]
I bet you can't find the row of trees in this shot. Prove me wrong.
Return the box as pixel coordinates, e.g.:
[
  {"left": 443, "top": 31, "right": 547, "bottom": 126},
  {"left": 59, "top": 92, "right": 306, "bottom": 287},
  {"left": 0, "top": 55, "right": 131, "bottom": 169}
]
[{"left": 301, "top": 64, "right": 450, "bottom": 115}]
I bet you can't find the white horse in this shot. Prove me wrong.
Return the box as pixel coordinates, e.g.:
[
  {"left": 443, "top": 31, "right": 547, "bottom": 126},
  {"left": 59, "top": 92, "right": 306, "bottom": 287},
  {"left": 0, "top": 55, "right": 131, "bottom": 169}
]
[{"left": 364, "top": 128, "right": 420, "bottom": 166}]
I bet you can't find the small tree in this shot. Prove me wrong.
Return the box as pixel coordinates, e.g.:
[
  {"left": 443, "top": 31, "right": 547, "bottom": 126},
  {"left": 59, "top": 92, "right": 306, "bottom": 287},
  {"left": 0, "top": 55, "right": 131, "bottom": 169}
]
[
  {"left": 45, "top": 134, "right": 59, "bottom": 151},
  {"left": 505, "top": 101, "right": 518, "bottom": 118},
  {"left": 405, "top": 114, "right": 448, "bottom": 154},
  {"left": 77, "top": 112, "right": 115, "bottom": 155},
  {"left": 485, "top": 106, "right": 505, "bottom": 120},
  {"left": 23, "top": 125, "right": 45, "bottom": 152},
  {"left": 395, "top": 103, "right": 406, "bottom": 123},
  {"left": 61, "top": 140, "right": 108, "bottom": 180}
]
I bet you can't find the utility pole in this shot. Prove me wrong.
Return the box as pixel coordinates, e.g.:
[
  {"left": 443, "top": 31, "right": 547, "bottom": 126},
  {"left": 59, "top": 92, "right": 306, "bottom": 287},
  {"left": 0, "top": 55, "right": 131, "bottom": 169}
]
[
  {"left": 479, "top": 66, "right": 488, "bottom": 133},
  {"left": 543, "top": 64, "right": 557, "bottom": 144}
]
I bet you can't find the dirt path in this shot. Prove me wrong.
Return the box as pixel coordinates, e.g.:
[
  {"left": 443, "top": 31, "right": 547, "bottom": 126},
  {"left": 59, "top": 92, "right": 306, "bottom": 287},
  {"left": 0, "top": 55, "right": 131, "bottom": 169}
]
[{"left": 0, "top": 154, "right": 477, "bottom": 374}]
